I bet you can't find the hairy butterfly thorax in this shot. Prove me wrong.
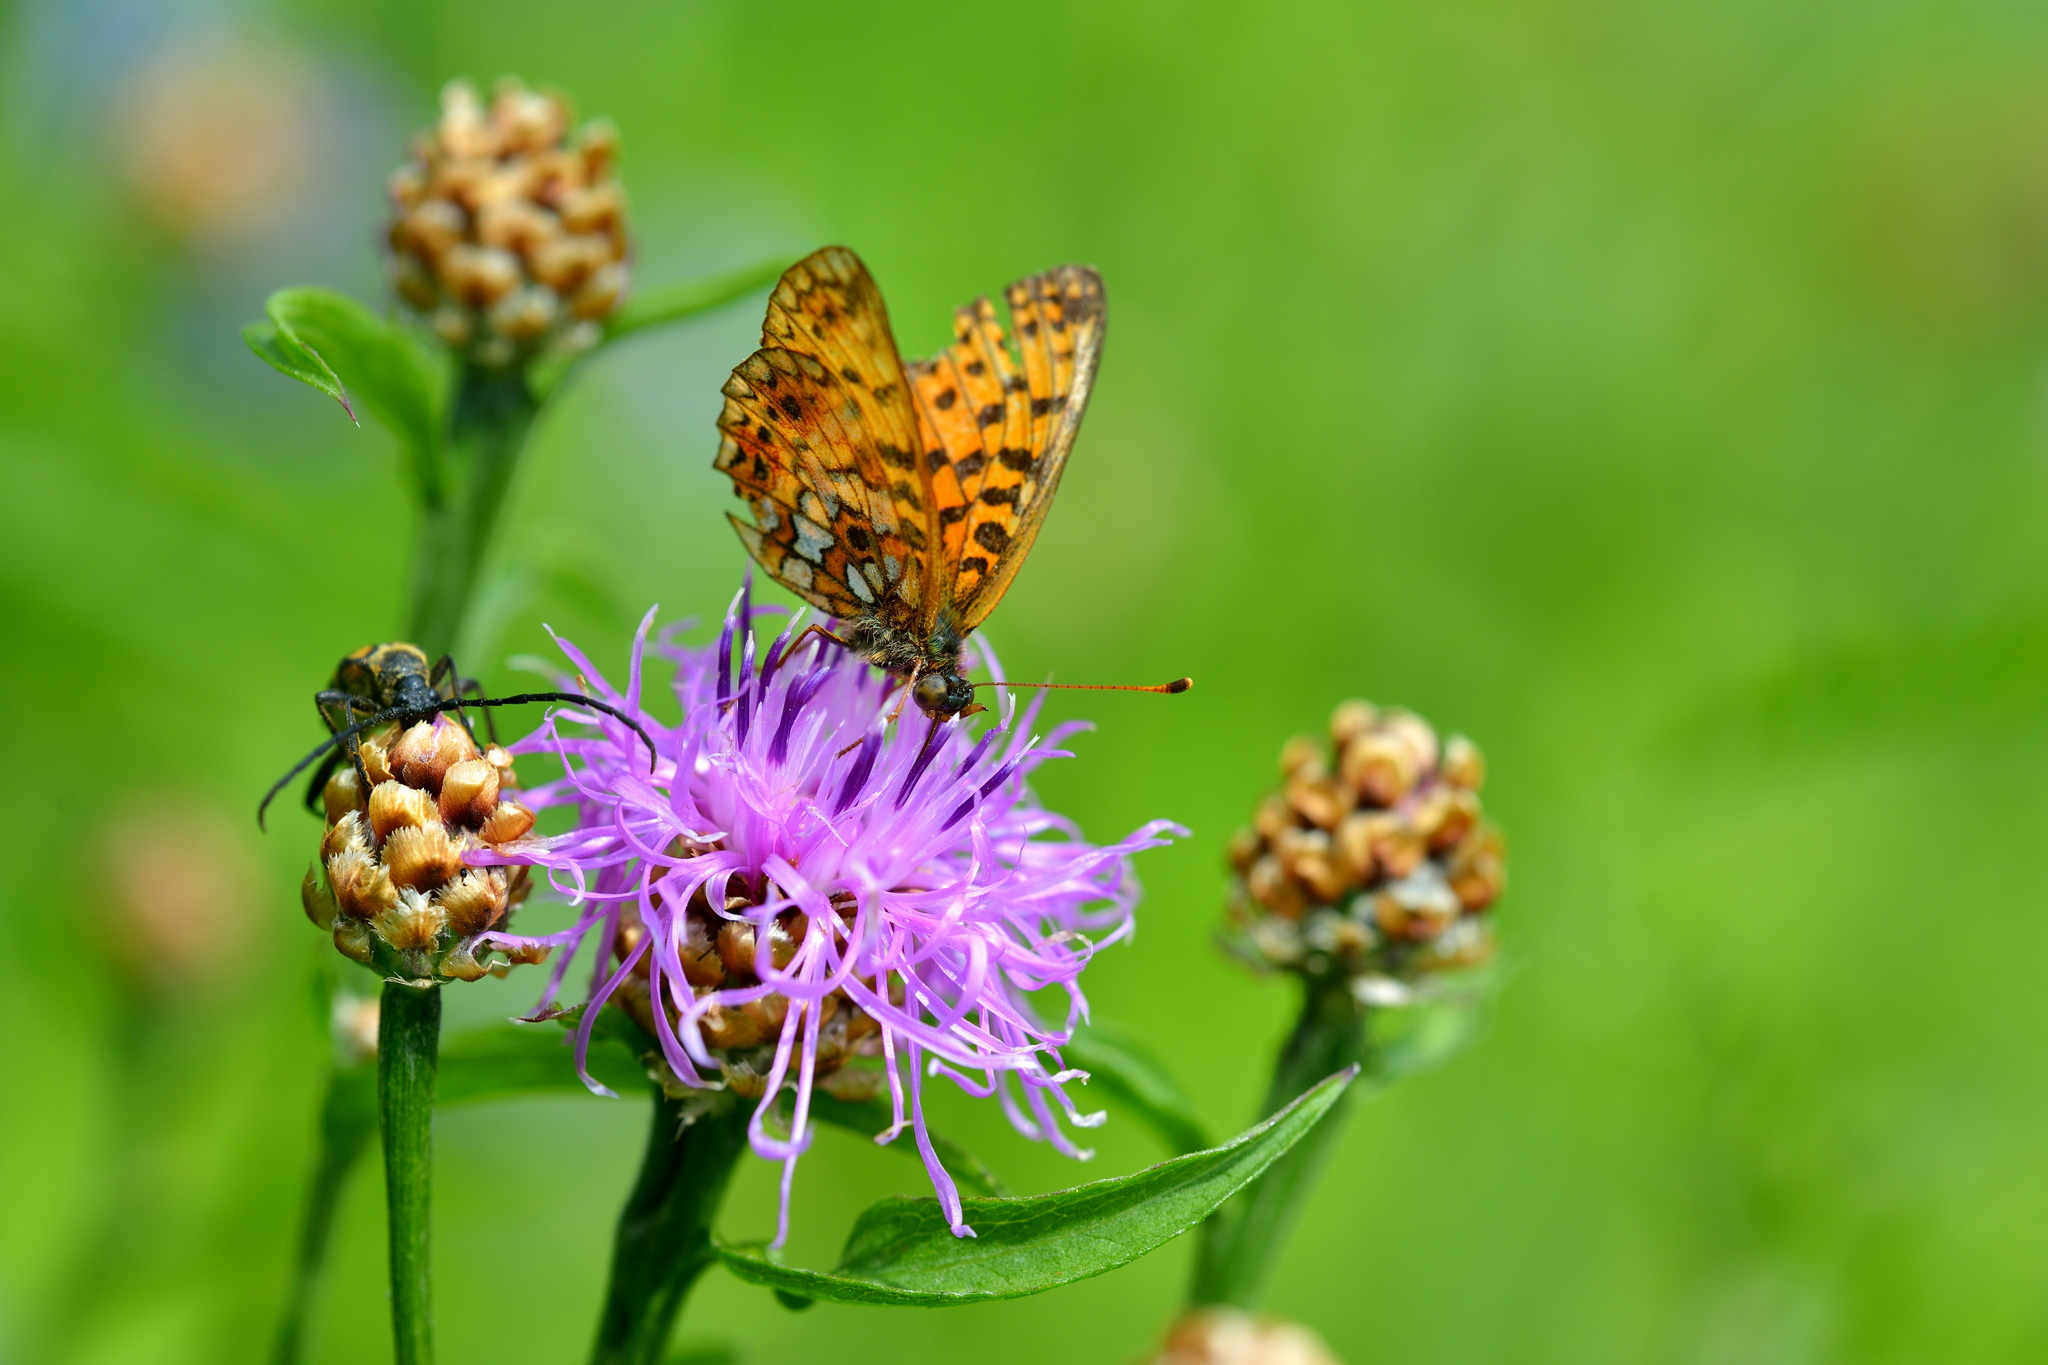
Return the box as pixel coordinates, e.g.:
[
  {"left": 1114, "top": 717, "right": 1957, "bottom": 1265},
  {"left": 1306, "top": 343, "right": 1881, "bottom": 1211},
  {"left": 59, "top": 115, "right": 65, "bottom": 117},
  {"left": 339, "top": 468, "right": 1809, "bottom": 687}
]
[{"left": 715, "top": 246, "right": 1189, "bottom": 720}]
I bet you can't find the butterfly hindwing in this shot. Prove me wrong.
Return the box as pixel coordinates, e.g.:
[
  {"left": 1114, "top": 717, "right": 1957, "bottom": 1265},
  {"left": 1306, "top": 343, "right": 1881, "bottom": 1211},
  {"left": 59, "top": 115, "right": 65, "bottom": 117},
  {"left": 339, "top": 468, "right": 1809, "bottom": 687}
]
[{"left": 907, "top": 265, "right": 1104, "bottom": 631}]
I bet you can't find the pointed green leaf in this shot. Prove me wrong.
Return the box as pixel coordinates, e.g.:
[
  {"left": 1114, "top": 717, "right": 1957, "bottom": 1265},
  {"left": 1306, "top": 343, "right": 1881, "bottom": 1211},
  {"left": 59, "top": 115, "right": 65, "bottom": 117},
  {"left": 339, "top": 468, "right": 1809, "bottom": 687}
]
[
  {"left": 602, "top": 255, "right": 795, "bottom": 343},
  {"left": 808, "top": 1093, "right": 1010, "bottom": 1197},
  {"left": 243, "top": 287, "right": 446, "bottom": 499},
  {"left": 1063, "top": 1021, "right": 1212, "bottom": 1155},
  {"left": 715, "top": 1066, "right": 1356, "bottom": 1306}
]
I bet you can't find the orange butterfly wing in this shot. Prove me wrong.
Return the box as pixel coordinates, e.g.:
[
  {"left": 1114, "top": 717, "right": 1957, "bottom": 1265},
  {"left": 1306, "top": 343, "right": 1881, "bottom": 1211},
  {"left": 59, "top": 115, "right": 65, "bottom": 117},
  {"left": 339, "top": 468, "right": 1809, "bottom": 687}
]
[
  {"left": 714, "top": 248, "right": 940, "bottom": 625},
  {"left": 905, "top": 265, "right": 1104, "bottom": 632}
]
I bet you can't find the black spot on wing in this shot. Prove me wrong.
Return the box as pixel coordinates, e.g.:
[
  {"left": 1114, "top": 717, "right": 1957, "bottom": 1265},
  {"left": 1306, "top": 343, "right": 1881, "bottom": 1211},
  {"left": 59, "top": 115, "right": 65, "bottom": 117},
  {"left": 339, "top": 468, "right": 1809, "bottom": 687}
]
[{"left": 973, "top": 523, "right": 1010, "bottom": 554}]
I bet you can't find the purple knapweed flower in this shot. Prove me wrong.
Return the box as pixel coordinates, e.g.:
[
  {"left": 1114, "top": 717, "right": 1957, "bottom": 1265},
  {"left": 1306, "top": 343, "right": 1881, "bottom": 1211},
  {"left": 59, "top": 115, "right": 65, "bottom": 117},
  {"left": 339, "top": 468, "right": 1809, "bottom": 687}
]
[{"left": 471, "top": 582, "right": 1181, "bottom": 1240}]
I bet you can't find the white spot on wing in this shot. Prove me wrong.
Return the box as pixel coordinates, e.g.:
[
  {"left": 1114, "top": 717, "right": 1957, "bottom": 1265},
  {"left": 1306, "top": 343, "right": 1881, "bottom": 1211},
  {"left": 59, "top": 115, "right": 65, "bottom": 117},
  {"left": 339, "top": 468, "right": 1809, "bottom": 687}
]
[
  {"left": 847, "top": 563, "right": 875, "bottom": 604},
  {"left": 793, "top": 516, "right": 832, "bottom": 563}
]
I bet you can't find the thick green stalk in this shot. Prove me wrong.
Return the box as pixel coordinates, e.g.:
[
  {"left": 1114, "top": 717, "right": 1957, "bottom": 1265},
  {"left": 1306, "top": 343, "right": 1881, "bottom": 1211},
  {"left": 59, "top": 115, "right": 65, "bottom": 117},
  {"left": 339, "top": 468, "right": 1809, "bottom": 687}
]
[
  {"left": 379, "top": 982, "right": 442, "bottom": 1365},
  {"left": 406, "top": 364, "right": 537, "bottom": 657},
  {"left": 271, "top": 1062, "right": 377, "bottom": 1365},
  {"left": 589, "top": 1091, "right": 752, "bottom": 1365},
  {"left": 1189, "top": 978, "right": 1367, "bottom": 1308}
]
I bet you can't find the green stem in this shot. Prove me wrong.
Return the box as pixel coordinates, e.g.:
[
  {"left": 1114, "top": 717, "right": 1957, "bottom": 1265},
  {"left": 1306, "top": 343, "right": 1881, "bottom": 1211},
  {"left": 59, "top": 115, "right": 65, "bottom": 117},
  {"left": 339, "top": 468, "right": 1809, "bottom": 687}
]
[
  {"left": 406, "top": 364, "right": 538, "bottom": 657},
  {"left": 589, "top": 1090, "right": 751, "bottom": 1365},
  {"left": 1189, "top": 978, "right": 1367, "bottom": 1309},
  {"left": 380, "top": 982, "right": 442, "bottom": 1365},
  {"left": 272, "top": 1061, "right": 377, "bottom": 1365}
]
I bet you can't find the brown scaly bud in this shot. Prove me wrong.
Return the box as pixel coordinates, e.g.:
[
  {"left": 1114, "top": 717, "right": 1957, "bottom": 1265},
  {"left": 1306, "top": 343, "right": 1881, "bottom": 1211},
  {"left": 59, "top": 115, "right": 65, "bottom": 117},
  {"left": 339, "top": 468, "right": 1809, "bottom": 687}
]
[
  {"left": 607, "top": 875, "right": 884, "bottom": 1099},
  {"left": 1224, "top": 699, "right": 1508, "bottom": 1003},
  {"left": 386, "top": 78, "right": 629, "bottom": 369},
  {"left": 303, "top": 714, "right": 539, "bottom": 984},
  {"left": 1151, "top": 1308, "right": 1342, "bottom": 1365}
]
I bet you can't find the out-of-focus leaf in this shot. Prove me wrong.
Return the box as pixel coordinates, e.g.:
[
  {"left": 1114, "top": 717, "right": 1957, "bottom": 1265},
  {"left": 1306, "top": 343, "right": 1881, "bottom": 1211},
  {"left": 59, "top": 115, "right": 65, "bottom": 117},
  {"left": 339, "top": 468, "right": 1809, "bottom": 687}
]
[
  {"left": 809, "top": 1092, "right": 1010, "bottom": 1197},
  {"left": 715, "top": 1066, "right": 1356, "bottom": 1307},
  {"left": 242, "top": 287, "right": 445, "bottom": 498},
  {"left": 1064, "top": 1021, "right": 1212, "bottom": 1155},
  {"left": 664, "top": 1342, "right": 740, "bottom": 1365},
  {"left": 1366, "top": 969, "right": 1499, "bottom": 1090},
  {"left": 603, "top": 255, "right": 795, "bottom": 343},
  {"left": 438, "top": 1021, "right": 650, "bottom": 1103},
  {"left": 326, "top": 1021, "right": 647, "bottom": 1114}
]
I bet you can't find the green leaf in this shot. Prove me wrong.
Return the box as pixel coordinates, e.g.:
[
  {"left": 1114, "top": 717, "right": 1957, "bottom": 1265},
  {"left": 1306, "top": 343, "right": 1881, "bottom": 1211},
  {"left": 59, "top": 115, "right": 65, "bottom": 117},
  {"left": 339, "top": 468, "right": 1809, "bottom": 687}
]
[
  {"left": 808, "top": 1092, "right": 1010, "bottom": 1197},
  {"left": 664, "top": 1343, "right": 741, "bottom": 1365},
  {"left": 1064, "top": 1021, "right": 1212, "bottom": 1155},
  {"left": 437, "top": 1021, "right": 650, "bottom": 1104},
  {"left": 602, "top": 255, "right": 795, "bottom": 343},
  {"left": 715, "top": 1066, "right": 1357, "bottom": 1307},
  {"left": 243, "top": 287, "right": 445, "bottom": 499},
  {"left": 326, "top": 1021, "right": 648, "bottom": 1117}
]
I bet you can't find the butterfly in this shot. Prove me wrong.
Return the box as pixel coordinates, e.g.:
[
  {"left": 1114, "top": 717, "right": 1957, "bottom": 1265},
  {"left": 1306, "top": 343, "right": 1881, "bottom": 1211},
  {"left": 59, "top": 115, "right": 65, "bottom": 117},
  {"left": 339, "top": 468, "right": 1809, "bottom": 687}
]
[{"left": 714, "top": 245, "right": 1116, "bottom": 719}]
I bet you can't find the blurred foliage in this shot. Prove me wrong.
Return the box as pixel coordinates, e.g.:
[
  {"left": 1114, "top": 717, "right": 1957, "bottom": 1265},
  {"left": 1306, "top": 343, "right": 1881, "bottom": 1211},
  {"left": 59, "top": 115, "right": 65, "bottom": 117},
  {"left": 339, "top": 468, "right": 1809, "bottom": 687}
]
[{"left": 5, "top": 1, "right": 2048, "bottom": 1362}]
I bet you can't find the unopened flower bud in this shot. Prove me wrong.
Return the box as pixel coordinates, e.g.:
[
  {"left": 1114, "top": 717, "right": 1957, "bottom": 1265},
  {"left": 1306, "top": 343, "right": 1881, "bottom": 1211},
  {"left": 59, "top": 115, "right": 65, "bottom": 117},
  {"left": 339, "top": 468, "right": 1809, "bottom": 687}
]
[
  {"left": 385, "top": 78, "right": 630, "bottom": 368},
  {"left": 437, "top": 758, "right": 500, "bottom": 826},
  {"left": 321, "top": 766, "right": 366, "bottom": 822},
  {"left": 302, "top": 703, "right": 534, "bottom": 984},
  {"left": 1441, "top": 734, "right": 1485, "bottom": 790},
  {"left": 302, "top": 861, "right": 338, "bottom": 929},
  {"left": 368, "top": 779, "right": 435, "bottom": 841},
  {"left": 480, "top": 797, "right": 535, "bottom": 843},
  {"left": 1225, "top": 698, "right": 1508, "bottom": 999},
  {"left": 1152, "top": 1308, "right": 1341, "bottom": 1365}
]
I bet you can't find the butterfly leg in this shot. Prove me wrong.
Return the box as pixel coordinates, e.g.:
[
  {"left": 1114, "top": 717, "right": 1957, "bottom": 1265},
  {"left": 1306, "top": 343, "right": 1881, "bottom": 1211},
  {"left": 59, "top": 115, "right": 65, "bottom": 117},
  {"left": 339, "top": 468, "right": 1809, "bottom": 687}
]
[
  {"left": 883, "top": 662, "right": 923, "bottom": 727},
  {"left": 834, "top": 663, "right": 919, "bottom": 757},
  {"left": 781, "top": 623, "right": 854, "bottom": 668}
]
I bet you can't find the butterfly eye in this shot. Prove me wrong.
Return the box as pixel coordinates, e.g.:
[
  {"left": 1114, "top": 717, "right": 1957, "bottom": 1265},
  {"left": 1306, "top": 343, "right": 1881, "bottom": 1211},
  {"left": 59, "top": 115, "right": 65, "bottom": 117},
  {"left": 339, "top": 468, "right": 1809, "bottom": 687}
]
[{"left": 912, "top": 674, "right": 954, "bottom": 714}]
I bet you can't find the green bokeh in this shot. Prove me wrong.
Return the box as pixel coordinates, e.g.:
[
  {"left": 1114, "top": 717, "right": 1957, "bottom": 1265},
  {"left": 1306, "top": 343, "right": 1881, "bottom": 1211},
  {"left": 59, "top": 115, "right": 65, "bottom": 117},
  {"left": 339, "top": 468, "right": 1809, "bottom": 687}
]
[{"left": 6, "top": 1, "right": 2048, "bottom": 1360}]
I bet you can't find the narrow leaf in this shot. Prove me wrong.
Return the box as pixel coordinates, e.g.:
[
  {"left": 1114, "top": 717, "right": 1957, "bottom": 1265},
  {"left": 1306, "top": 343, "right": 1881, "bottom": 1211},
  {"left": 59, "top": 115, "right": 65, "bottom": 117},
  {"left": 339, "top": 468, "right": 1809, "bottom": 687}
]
[
  {"left": 716, "top": 1066, "right": 1357, "bottom": 1307},
  {"left": 1063, "top": 1021, "right": 1212, "bottom": 1155},
  {"left": 808, "top": 1092, "right": 1010, "bottom": 1197},
  {"left": 603, "top": 256, "right": 795, "bottom": 343}
]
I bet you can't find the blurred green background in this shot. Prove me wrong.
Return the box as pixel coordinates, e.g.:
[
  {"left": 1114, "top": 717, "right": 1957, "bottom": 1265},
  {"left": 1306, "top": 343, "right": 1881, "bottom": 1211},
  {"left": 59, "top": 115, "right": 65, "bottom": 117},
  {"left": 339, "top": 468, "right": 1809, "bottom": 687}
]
[{"left": 6, "top": 0, "right": 2048, "bottom": 1361}]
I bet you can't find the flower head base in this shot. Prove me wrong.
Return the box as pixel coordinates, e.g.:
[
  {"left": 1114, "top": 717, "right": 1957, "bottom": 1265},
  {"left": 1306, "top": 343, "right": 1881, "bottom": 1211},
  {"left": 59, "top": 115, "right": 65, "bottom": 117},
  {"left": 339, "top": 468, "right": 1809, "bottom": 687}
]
[
  {"left": 1152, "top": 1309, "right": 1342, "bottom": 1365},
  {"left": 299, "top": 714, "right": 544, "bottom": 983},
  {"left": 477, "top": 585, "right": 1180, "bottom": 1239},
  {"left": 386, "top": 78, "right": 628, "bottom": 368},
  {"left": 1226, "top": 700, "right": 1505, "bottom": 1005}
]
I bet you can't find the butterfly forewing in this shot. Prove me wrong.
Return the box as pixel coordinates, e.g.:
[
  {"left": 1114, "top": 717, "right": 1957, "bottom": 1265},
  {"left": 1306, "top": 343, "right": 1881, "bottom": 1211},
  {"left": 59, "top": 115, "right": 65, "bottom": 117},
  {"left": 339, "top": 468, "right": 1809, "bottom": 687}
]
[{"left": 714, "top": 248, "right": 934, "bottom": 622}]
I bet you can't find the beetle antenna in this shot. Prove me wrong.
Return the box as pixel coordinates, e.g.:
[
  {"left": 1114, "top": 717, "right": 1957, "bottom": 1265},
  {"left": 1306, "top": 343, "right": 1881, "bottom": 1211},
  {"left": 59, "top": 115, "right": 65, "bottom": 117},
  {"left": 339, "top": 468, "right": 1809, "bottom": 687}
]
[
  {"left": 256, "top": 706, "right": 405, "bottom": 831},
  {"left": 440, "top": 692, "right": 659, "bottom": 771}
]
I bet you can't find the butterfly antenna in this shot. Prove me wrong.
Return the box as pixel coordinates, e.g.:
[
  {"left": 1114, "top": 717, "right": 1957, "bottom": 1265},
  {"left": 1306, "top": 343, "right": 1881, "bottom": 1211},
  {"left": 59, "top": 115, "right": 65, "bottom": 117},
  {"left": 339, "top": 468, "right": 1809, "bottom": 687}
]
[{"left": 971, "top": 677, "right": 1193, "bottom": 696}]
